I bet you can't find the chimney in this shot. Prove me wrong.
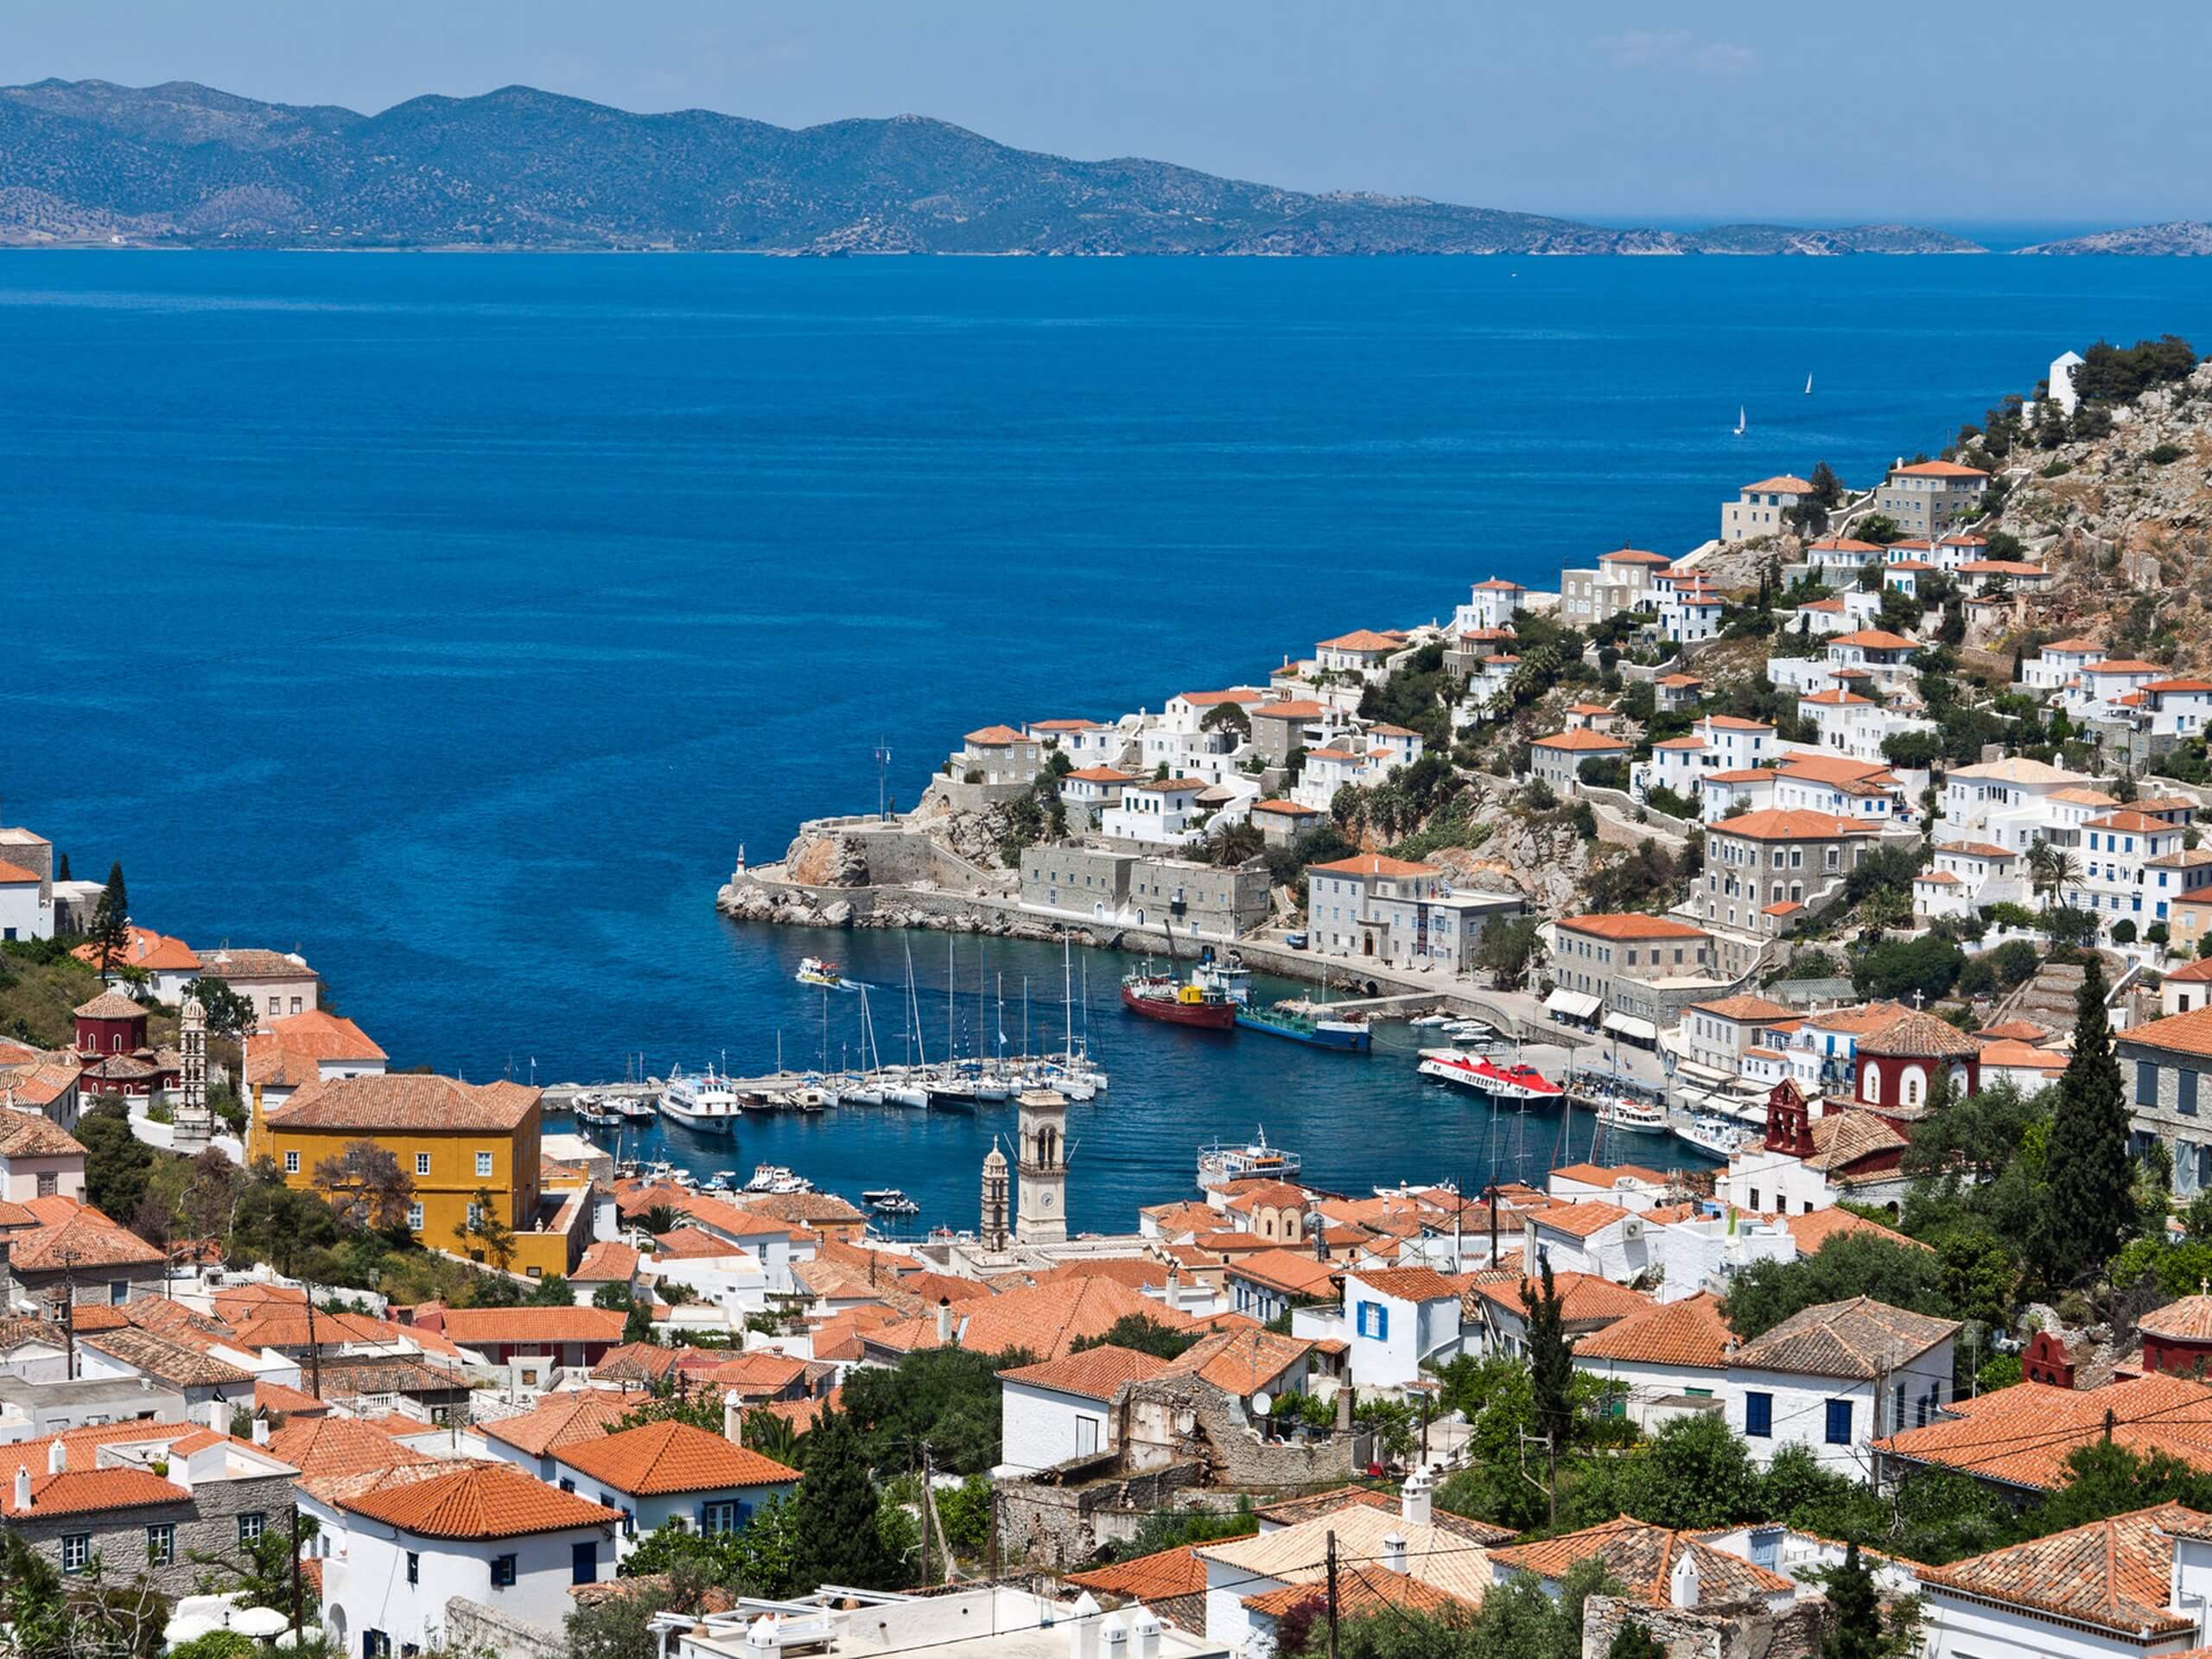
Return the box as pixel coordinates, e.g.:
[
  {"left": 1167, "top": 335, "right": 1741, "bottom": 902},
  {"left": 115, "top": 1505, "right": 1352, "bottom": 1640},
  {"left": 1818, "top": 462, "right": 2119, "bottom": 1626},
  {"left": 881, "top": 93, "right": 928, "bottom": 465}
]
[
  {"left": 1401, "top": 1468, "right": 1433, "bottom": 1529},
  {"left": 251, "top": 1417, "right": 270, "bottom": 1446},
  {"left": 723, "top": 1389, "right": 746, "bottom": 1444},
  {"left": 47, "top": 1440, "right": 65, "bottom": 1476},
  {"left": 208, "top": 1399, "right": 229, "bottom": 1433},
  {"left": 1098, "top": 1611, "right": 1128, "bottom": 1658},
  {"left": 1130, "top": 1609, "right": 1162, "bottom": 1659},
  {"left": 1067, "top": 1592, "right": 1102, "bottom": 1659},
  {"left": 936, "top": 1297, "right": 955, "bottom": 1345},
  {"left": 12, "top": 1465, "right": 28, "bottom": 1511},
  {"left": 1669, "top": 1548, "right": 1700, "bottom": 1610},
  {"left": 1382, "top": 1533, "right": 1408, "bottom": 1575}
]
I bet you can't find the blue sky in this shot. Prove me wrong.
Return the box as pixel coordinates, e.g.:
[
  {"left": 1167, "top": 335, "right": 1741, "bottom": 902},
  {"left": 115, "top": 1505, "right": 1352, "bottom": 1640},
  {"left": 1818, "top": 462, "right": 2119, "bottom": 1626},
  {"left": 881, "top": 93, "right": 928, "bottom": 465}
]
[{"left": 11, "top": 1, "right": 2203, "bottom": 225}]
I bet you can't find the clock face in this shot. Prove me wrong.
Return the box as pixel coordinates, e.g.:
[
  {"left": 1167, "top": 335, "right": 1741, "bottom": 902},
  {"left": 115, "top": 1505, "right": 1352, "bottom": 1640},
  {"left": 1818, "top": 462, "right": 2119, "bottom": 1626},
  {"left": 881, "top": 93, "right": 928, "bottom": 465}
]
[{"left": 1043, "top": 1190, "right": 1057, "bottom": 1207}]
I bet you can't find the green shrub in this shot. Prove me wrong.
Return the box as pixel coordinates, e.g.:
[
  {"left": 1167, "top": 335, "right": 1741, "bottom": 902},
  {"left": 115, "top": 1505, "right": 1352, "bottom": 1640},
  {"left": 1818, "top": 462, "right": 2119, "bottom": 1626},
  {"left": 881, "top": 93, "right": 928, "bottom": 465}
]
[{"left": 2148, "top": 442, "right": 2188, "bottom": 466}]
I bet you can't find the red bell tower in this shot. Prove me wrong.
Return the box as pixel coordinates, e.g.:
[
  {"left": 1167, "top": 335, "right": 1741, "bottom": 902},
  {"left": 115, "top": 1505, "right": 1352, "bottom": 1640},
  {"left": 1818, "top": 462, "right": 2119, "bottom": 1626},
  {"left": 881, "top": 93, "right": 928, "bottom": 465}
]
[{"left": 1764, "top": 1078, "right": 1814, "bottom": 1157}]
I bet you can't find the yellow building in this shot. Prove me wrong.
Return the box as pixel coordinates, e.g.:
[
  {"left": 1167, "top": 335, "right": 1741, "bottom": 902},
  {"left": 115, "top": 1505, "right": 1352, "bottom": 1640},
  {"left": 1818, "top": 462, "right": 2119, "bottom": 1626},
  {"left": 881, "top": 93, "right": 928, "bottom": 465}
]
[{"left": 250, "top": 1072, "right": 583, "bottom": 1277}]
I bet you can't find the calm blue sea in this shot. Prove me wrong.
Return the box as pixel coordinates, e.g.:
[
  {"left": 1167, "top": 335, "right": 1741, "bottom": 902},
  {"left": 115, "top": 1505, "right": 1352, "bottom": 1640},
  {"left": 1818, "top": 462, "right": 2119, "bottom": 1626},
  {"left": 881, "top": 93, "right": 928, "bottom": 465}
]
[{"left": 3, "top": 252, "right": 2207, "bottom": 1232}]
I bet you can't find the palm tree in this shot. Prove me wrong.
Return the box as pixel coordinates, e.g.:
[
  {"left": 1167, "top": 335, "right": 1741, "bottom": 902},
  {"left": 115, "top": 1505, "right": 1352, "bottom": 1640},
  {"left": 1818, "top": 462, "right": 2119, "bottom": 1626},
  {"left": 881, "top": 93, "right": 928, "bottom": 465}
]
[
  {"left": 2028, "top": 845, "right": 2082, "bottom": 909},
  {"left": 742, "top": 1408, "right": 805, "bottom": 1469},
  {"left": 641, "top": 1204, "right": 686, "bottom": 1237}
]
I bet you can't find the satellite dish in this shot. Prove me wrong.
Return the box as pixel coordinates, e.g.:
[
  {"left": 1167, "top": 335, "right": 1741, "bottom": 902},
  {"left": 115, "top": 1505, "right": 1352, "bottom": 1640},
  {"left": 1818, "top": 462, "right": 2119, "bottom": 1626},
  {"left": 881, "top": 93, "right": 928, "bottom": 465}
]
[{"left": 1251, "top": 1389, "right": 1274, "bottom": 1418}]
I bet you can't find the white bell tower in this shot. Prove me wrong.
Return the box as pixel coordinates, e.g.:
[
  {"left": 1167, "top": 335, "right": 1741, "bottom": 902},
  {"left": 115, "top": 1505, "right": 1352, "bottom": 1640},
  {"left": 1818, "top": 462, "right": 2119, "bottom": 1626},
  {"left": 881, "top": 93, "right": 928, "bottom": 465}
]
[{"left": 1015, "top": 1088, "right": 1068, "bottom": 1245}]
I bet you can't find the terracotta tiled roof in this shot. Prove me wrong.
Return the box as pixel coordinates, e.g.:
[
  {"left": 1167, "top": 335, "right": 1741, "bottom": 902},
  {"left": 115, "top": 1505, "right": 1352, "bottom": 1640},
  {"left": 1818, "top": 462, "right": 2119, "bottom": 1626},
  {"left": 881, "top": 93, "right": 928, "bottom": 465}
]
[
  {"left": 430, "top": 1307, "right": 626, "bottom": 1348},
  {"left": 740, "top": 1190, "right": 868, "bottom": 1226},
  {"left": 1526, "top": 1202, "right": 1632, "bottom": 1239},
  {"left": 1550, "top": 1162, "right": 1670, "bottom": 1189},
  {"left": 255, "top": 1379, "right": 330, "bottom": 1417},
  {"left": 1732, "top": 1296, "right": 1956, "bottom": 1379},
  {"left": 1000, "top": 1344, "right": 1174, "bottom": 1402},
  {"left": 1878, "top": 1374, "right": 2212, "bottom": 1490},
  {"left": 483, "top": 1390, "right": 640, "bottom": 1457},
  {"left": 1917, "top": 1503, "right": 2202, "bottom": 1637},
  {"left": 1782, "top": 1206, "right": 1929, "bottom": 1255},
  {"left": 1600, "top": 547, "right": 1672, "bottom": 565},
  {"left": 556, "top": 1421, "right": 798, "bottom": 1496},
  {"left": 591, "top": 1342, "right": 685, "bottom": 1384},
  {"left": 1349, "top": 1265, "right": 1464, "bottom": 1302},
  {"left": 73, "top": 990, "right": 149, "bottom": 1020},
  {"left": 252, "top": 1008, "right": 386, "bottom": 1063},
  {"left": 73, "top": 928, "right": 200, "bottom": 976},
  {"left": 1802, "top": 1109, "right": 1910, "bottom": 1173},
  {"left": 1244, "top": 1566, "right": 1471, "bottom": 1619},
  {"left": 1250, "top": 1485, "right": 1515, "bottom": 1543},
  {"left": 1859, "top": 1009, "right": 1980, "bottom": 1058},
  {"left": 1308, "top": 853, "right": 1440, "bottom": 880},
  {"left": 1708, "top": 808, "right": 1878, "bottom": 842},
  {"left": 0, "top": 1465, "right": 188, "bottom": 1519},
  {"left": 872, "top": 1274, "right": 1193, "bottom": 1361},
  {"left": 1556, "top": 913, "right": 1708, "bottom": 942},
  {"left": 8, "top": 1203, "right": 165, "bottom": 1271},
  {"left": 1891, "top": 460, "right": 1988, "bottom": 479},
  {"left": 1490, "top": 1516, "right": 1791, "bottom": 1606},
  {"left": 1573, "top": 1291, "right": 1732, "bottom": 1370},
  {"left": 963, "top": 725, "right": 1029, "bottom": 746},
  {"left": 2140, "top": 1294, "right": 2212, "bottom": 1342},
  {"left": 1532, "top": 728, "right": 1631, "bottom": 752},
  {"left": 574, "top": 1240, "right": 642, "bottom": 1282},
  {"left": 1687, "top": 995, "right": 1793, "bottom": 1023},
  {"left": 79, "top": 1326, "right": 255, "bottom": 1389},
  {"left": 2122, "top": 1007, "right": 2212, "bottom": 1064},
  {"left": 1464, "top": 1271, "right": 1652, "bottom": 1331},
  {"left": 1163, "top": 1327, "right": 1315, "bottom": 1398},
  {"left": 0, "top": 1106, "right": 85, "bottom": 1159},
  {"left": 1198, "top": 1505, "right": 1493, "bottom": 1605},
  {"left": 1066, "top": 1545, "right": 1218, "bottom": 1604},
  {"left": 268, "top": 1416, "right": 438, "bottom": 1478},
  {"left": 1227, "top": 1249, "right": 1344, "bottom": 1300},
  {"left": 1317, "top": 630, "right": 1402, "bottom": 652},
  {"left": 266, "top": 1073, "right": 538, "bottom": 1132},
  {"left": 341, "top": 1460, "right": 621, "bottom": 1539}
]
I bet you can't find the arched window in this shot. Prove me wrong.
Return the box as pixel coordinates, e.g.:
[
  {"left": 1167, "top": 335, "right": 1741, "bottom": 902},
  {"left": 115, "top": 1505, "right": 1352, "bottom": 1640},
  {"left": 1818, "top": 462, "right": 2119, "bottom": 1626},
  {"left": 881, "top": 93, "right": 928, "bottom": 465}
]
[
  {"left": 1863, "top": 1065, "right": 1883, "bottom": 1105},
  {"left": 1904, "top": 1068, "right": 1924, "bottom": 1109}
]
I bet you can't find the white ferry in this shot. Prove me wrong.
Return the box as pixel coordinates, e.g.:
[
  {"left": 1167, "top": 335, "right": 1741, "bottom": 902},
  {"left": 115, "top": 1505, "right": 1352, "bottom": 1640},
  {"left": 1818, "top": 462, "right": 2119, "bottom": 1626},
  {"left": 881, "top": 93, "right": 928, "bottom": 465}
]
[
  {"left": 659, "top": 1065, "right": 740, "bottom": 1134},
  {"left": 1197, "top": 1128, "right": 1303, "bottom": 1191}
]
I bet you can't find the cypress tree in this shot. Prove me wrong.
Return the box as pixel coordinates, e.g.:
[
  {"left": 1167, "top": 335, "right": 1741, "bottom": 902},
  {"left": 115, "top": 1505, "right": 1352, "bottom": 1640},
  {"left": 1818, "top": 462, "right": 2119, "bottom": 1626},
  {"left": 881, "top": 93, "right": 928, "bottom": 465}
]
[
  {"left": 2039, "top": 958, "right": 2133, "bottom": 1287},
  {"left": 1522, "top": 1254, "right": 1573, "bottom": 1522},
  {"left": 54, "top": 852, "right": 69, "bottom": 882},
  {"left": 1821, "top": 1541, "right": 1882, "bottom": 1659},
  {"left": 89, "top": 861, "right": 131, "bottom": 975},
  {"left": 791, "top": 1405, "right": 900, "bottom": 1592}
]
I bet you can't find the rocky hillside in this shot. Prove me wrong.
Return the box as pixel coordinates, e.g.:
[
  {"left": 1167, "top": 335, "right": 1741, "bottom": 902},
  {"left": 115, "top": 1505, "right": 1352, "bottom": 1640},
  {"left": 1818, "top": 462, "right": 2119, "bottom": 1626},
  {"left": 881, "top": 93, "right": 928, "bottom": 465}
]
[
  {"left": 0, "top": 79, "right": 1980, "bottom": 255},
  {"left": 2016, "top": 221, "right": 2212, "bottom": 256},
  {"left": 1971, "top": 359, "right": 2212, "bottom": 668}
]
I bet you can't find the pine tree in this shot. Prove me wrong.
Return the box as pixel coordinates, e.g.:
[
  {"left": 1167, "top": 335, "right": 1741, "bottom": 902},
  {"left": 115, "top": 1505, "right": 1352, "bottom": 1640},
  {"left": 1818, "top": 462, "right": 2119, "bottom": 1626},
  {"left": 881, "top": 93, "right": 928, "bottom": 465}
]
[
  {"left": 792, "top": 1406, "right": 900, "bottom": 1592},
  {"left": 2039, "top": 958, "right": 2133, "bottom": 1287},
  {"left": 1821, "top": 1541, "right": 1882, "bottom": 1659},
  {"left": 89, "top": 861, "right": 131, "bottom": 975}
]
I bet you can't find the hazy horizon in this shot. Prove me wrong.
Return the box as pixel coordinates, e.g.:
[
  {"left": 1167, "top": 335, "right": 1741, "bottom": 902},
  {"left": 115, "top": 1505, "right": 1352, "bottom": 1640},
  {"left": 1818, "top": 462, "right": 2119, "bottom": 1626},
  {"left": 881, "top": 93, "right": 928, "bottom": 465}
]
[{"left": 7, "top": 1, "right": 2208, "bottom": 226}]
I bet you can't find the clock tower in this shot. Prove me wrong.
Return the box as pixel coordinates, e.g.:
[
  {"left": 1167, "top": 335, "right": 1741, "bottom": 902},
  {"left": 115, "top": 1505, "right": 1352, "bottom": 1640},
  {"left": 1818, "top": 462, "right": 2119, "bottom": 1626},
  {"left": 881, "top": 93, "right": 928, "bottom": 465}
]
[{"left": 1015, "top": 1088, "right": 1069, "bottom": 1245}]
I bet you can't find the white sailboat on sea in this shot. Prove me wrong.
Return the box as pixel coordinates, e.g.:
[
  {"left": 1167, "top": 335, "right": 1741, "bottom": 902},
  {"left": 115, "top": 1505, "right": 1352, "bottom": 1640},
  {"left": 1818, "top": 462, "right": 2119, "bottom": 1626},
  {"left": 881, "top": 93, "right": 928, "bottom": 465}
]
[
  {"left": 1804, "top": 372, "right": 1814, "bottom": 396},
  {"left": 1733, "top": 404, "right": 1747, "bottom": 435}
]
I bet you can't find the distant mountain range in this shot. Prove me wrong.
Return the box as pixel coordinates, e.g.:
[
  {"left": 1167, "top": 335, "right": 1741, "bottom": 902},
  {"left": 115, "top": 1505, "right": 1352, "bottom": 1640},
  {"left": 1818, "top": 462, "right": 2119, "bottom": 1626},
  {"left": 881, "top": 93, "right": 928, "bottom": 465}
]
[
  {"left": 0, "top": 79, "right": 1993, "bottom": 256},
  {"left": 2015, "top": 221, "right": 2212, "bottom": 256}
]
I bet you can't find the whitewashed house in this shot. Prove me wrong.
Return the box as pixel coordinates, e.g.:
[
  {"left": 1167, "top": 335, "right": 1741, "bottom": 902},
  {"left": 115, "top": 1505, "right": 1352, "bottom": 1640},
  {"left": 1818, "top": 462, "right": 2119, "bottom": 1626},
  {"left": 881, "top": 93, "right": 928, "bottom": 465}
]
[
  {"left": 1099, "top": 778, "right": 1206, "bottom": 849},
  {"left": 1340, "top": 1266, "right": 1468, "bottom": 1388},
  {"left": 317, "top": 1463, "right": 621, "bottom": 1659},
  {"left": 995, "top": 1346, "right": 1170, "bottom": 1476},
  {"left": 550, "top": 1421, "right": 798, "bottom": 1563}
]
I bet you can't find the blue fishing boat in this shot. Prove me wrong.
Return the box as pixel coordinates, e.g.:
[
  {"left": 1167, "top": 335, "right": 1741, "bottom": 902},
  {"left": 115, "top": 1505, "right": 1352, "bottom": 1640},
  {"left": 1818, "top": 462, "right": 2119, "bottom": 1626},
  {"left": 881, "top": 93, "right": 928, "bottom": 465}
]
[{"left": 1233, "top": 1000, "right": 1372, "bottom": 1052}]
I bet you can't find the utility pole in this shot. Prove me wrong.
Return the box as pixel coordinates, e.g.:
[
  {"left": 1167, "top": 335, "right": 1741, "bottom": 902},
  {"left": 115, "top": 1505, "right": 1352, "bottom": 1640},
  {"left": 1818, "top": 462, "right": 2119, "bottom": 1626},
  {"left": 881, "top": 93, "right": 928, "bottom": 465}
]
[
  {"left": 289, "top": 1503, "right": 303, "bottom": 1640},
  {"left": 1325, "top": 1529, "right": 1340, "bottom": 1659},
  {"left": 303, "top": 1277, "right": 323, "bottom": 1400},
  {"left": 54, "top": 1247, "right": 82, "bottom": 1380},
  {"left": 918, "top": 1441, "right": 933, "bottom": 1587}
]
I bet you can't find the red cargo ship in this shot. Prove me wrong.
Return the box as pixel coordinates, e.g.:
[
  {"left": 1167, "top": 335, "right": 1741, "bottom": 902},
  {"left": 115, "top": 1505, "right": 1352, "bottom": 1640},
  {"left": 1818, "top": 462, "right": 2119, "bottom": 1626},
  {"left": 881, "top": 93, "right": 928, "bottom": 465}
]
[{"left": 1120, "top": 969, "right": 1238, "bottom": 1030}]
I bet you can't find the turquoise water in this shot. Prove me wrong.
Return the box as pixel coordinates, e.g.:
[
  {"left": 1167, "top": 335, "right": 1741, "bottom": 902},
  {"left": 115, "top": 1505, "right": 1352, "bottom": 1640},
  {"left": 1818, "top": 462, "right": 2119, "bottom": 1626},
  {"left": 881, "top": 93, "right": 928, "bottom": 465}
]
[{"left": 3, "top": 252, "right": 2207, "bottom": 1230}]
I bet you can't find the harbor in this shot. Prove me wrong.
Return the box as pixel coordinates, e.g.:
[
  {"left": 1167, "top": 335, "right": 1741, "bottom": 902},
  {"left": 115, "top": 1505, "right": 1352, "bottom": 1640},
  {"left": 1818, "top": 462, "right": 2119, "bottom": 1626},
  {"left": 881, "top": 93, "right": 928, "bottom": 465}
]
[{"left": 531, "top": 927, "right": 1721, "bottom": 1233}]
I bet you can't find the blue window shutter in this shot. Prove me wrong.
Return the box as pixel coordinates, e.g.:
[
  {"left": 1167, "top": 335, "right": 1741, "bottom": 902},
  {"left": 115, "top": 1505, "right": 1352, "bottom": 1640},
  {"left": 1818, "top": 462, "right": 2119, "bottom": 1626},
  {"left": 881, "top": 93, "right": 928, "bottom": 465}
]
[
  {"left": 2140, "top": 1062, "right": 2160, "bottom": 1107},
  {"left": 2184, "top": 1071, "right": 2200, "bottom": 1117}
]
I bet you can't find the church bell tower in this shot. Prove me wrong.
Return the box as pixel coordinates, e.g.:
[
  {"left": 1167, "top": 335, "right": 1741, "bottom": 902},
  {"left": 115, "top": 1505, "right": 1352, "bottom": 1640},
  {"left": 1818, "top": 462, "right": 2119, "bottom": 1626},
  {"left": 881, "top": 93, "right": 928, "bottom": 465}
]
[
  {"left": 1015, "top": 1088, "right": 1069, "bottom": 1245},
  {"left": 979, "top": 1138, "right": 1010, "bottom": 1252}
]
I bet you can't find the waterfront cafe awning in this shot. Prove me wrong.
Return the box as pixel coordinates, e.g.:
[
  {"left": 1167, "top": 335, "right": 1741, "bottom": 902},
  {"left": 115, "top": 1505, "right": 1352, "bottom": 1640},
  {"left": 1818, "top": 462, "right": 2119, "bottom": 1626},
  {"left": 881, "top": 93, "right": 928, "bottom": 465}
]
[
  {"left": 1601, "top": 1012, "right": 1659, "bottom": 1043},
  {"left": 1545, "top": 988, "right": 1603, "bottom": 1022}
]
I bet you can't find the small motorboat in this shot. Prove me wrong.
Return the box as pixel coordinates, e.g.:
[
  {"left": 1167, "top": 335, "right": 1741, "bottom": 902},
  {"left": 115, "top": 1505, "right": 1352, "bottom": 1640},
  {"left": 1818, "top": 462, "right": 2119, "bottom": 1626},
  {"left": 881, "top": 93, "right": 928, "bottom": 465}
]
[
  {"left": 1595, "top": 1095, "right": 1669, "bottom": 1133},
  {"left": 1408, "top": 1011, "right": 1453, "bottom": 1029},
  {"left": 1198, "top": 1128, "right": 1302, "bottom": 1192},
  {"left": 612, "top": 1096, "right": 657, "bottom": 1122},
  {"left": 745, "top": 1164, "right": 815, "bottom": 1195},
  {"left": 797, "top": 957, "right": 849, "bottom": 989},
  {"left": 702, "top": 1171, "right": 736, "bottom": 1193},
  {"left": 575, "top": 1095, "right": 622, "bottom": 1128},
  {"left": 865, "top": 1187, "right": 919, "bottom": 1216}
]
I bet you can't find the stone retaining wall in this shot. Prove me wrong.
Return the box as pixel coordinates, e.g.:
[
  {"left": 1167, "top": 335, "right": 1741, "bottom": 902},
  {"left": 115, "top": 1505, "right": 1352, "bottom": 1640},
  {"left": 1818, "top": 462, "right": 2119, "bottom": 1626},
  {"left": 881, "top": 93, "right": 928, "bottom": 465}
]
[{"left": 445, "top": 1597, "right": 568, "bottom": 1659}]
